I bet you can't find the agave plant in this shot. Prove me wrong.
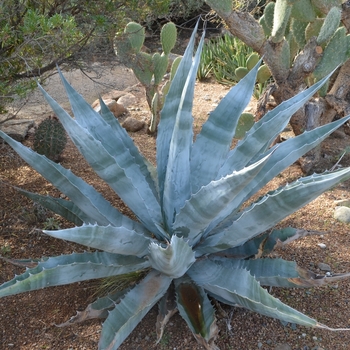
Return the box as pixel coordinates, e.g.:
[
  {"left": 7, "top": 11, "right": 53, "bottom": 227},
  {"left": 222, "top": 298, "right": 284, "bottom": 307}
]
[{"left": 1, "top": 24, "right": 350, "bottom": 350}]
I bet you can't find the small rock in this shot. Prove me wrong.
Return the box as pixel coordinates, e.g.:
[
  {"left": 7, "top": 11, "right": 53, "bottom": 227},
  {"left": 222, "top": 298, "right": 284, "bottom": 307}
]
[
  {"left": 93, "top": 99, "right": 127, "bottom": 118},
  {"left": 317, "top": 262, "right": 331, "bottom": 272},
  {"left": 118, "top": 93, "right": 137, "bottom": 108},
  {"left": 1, "top": 119, "right": 35, "bottom": 141},
  {"left": 258, "top": 341, "right": 263, "bottom": 348},
  {"left": 334, "top": 206, "right": 350, "bottom": 223},
  {"left": 122, "top": 117, "right": 145, "bottom": 132},
  {"left": 274, "top": 343, "right": 291, "bottom": 350},
  {"left": 317, "top": 243, "right": 327, "bottom": 249}
]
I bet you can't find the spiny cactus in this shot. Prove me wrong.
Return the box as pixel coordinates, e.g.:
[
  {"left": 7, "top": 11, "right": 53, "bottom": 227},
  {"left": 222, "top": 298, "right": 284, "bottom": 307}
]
[
  {"left": 206, "top": 0, "right": 350, "bottom": 171},
  {"left": 33, "top": 116, "right": 67, "bottom": 161},
  {"left": 115, "top": 21, "right": 178, "bottom": 133},
  {"left": 261, "top": 0, "right": 350, "bottom": 87}
]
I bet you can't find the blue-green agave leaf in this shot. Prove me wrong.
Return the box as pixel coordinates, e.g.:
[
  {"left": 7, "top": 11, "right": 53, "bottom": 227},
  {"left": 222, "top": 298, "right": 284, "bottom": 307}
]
[
  {"left": 162, "top": 31, "right": 205, "bottom": 228},
  {"left": 188, "top": 259, "right": 321, "bottom": 327},
  {"left": 175, "top": 277, "right": 219, "bottom": 349},
  {"left": 37, "top": 85, "right": 164, "bottom": 238},
  {"left": 243, "top": 115, "right": 350, "bottom": 200},
  {"left": 205, "top": 116, "right": 350, "bottom": 234},
  {"left": 190, "top": 60, "right": 261, "bottom": 193},
  {"left": 198, "top": 167, "right": 350, "bottom": 255},
  {"left": 58, "top": 70, "right": 159, "bottom": 202},
  {"left": 99, "top": 98, "right": 159, "bottom": 197},
  {"left": 218, "top": 74, "right": 332, "bottom": 177},
  {"left": 14, "top": 187, "right": 88, "bottom": 225},
  {"left": 218, "top": 227, "right": 312, "bottom": 258},
  {"left": 156, "top": 286, "right": 178, "bottom": 342},
  {"left": 44, "top": 224, "right": 153, "bottom": 257},
  {"left": 148, "top": 235, "right": 195, "bottom": 278},
  {"left": 173, "top": 153, "right": 271, "bottom": 245},
  {"left": 58, "top": 289, "right": 129, "bottom": 326},
  {"left": 0, "top": 252, "right": 149, "bottom": 297},
  {"left": 209, "top": 256, "right": 350, "bottom": 288},
  {"left": 156, "top": 21, "right": 198, "bottom": 215},
  {"left": 99, "top": 270, "right": 172, "bottom": 350},
  {"left": 0, "top": 131, "right": 132, "bottom": 228}
]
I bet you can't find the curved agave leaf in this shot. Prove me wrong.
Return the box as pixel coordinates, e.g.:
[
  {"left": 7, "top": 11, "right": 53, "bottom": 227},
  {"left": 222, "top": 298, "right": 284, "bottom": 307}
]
[
  {"left": 15, "top": 187, "right": 88, "bottom": 225},
  {"left": 205, "top": 115, "right": 350, "bottom": 234},
  {"left": 217, "top": 74, "right": 333, "bottom": 177},
  {"left": 209, "top": 256, "right": 350, "bottom": 288},
  {"left": 198, "top": 167, "right": 350, "bottom": 255},
  {"left": 157, "top": 21, "right": 199, "bottom": 209},
  {"left": 44, "top": 224, "right": 153, "bottom": 257},
  {"left": 148, "top": 235, "right": 195, "bottom": 278},
  {"left": 99, "top": 270, "right": 171, "bottom": 350},
  {"left": 188, "top": 259, "right": 322, "bottom": 327},
  {"left": 218, "top": 227, "right": 320, "bottom": 258},
  {"left": 38, "top": 86, "right": 164, "bottom": 238},
  {"left": 190, "top": 60, "right": 261, "bottom": 193},
  {"left": 175, "top": 277, "right": 219, "bottom": 350},
  {"left": 0, "top": 252, "right": 150, "bottom": 297},
  {"left": 162, "top": 31, "right": 205, "bottom": 228},
  {"left": 243, "top": 115, "right": 350, "bottom": 201},
  {"left": 99, "top": 98, "right": 159, "bottom": 198},
  {"left": 0, "top": 131, "right": 133, "bottom": 228},
  {"left": 57, "top": 289, "right": 129, "bottom": 327},
  {"left": 156, "top": 285, "right": 177, "bottom": 343},
  {"left": 58, "top": 71, "right": 159, "bottom": 202},
  {"left": 173, "top": 153, "right": 271, "bottom": 245}
]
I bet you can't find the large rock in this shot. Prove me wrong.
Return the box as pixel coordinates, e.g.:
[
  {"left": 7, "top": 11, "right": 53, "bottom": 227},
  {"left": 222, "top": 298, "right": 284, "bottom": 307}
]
[
  {"left": 122, "top": 117, "right": 145, "bottom": 132},
  {"left": 334, "top": 206, "right": 350, "bottom": 223},
  {"left": 1, "top": 119, "right": 35, "bottom": 141}
]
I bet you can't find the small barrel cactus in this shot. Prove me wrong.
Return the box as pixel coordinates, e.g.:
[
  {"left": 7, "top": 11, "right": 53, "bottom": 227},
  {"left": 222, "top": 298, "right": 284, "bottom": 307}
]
[{"left": 33, "top": 116, "right": 67, "bottom": 161}]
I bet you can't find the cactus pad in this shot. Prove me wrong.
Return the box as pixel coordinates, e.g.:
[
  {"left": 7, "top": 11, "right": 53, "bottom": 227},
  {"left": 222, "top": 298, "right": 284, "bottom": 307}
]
[
  {"left": 272, "top": 0, "right": 293, "bottom": 43},
  {"left": 161, "top": 22, "right": 177, "bottom": 55},
  {"left": 124, "top": 22, "right": 145, "bottom": 53},
  {"left": 317, "top": 6, "right": 341, "bottom": 45},
  {"left": 235, "top": 67, "right": 249, "bottom": 81},
  {"left": 247, "top": 53, "right": 260, "bottom": 71},
  {"left": 257, "top": 64, "right": 272, "bottom": 84}
]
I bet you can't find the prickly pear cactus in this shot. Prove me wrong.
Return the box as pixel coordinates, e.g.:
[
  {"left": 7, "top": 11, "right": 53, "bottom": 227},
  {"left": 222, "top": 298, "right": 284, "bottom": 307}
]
[
  {"left": 258, "top": 0, "right": 350, "bottom": 96},
  {"left": 115, "top": 21, "right": 178, "bottom": 133},
  {"left": 33, "top": 116, "right": 67, "bottom": 161}
]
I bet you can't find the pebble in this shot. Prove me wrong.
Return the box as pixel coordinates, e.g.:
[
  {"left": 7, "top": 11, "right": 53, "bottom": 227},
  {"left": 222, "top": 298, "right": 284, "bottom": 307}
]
[
  {"left": 317, "top": 243, "right": 326, "bottom": 249},
  {"left": 274, "top": 344, "right": 291, "bottom": 350},
  {"left": 317, "top": 262, "right": 331, "bottom": 272},
  {"left": 334, "top": 206, "right": 350, "bottom": 223}
]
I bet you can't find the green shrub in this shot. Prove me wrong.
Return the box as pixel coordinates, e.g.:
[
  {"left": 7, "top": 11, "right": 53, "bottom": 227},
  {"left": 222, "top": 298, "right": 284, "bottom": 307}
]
[{"left": 1, "top": 25, "right": 350, "bottom": 349}]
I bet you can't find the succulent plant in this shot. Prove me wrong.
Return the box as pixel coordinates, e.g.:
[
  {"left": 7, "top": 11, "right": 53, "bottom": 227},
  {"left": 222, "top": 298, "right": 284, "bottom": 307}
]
[
  {"left": 259, "top": 0, "right": 350, "bottom": 85},
  {"left": 1, "top": 25, "right": 350, "bottom": 350},
  {"left": 115, "top": 21, "right": 178, "bottom": 133},
  {"left": 33, "top": 115, "right": 67, "bottom": 161}
]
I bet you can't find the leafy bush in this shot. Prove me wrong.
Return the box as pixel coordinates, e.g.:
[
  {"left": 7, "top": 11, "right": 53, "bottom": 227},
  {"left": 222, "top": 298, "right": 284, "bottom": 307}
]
[
  {"left": 1, "top": 25, "right": 350, "bottom": 349},
  {"left": 0, "top": 0, "right": 192, "bottom": 111}
]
